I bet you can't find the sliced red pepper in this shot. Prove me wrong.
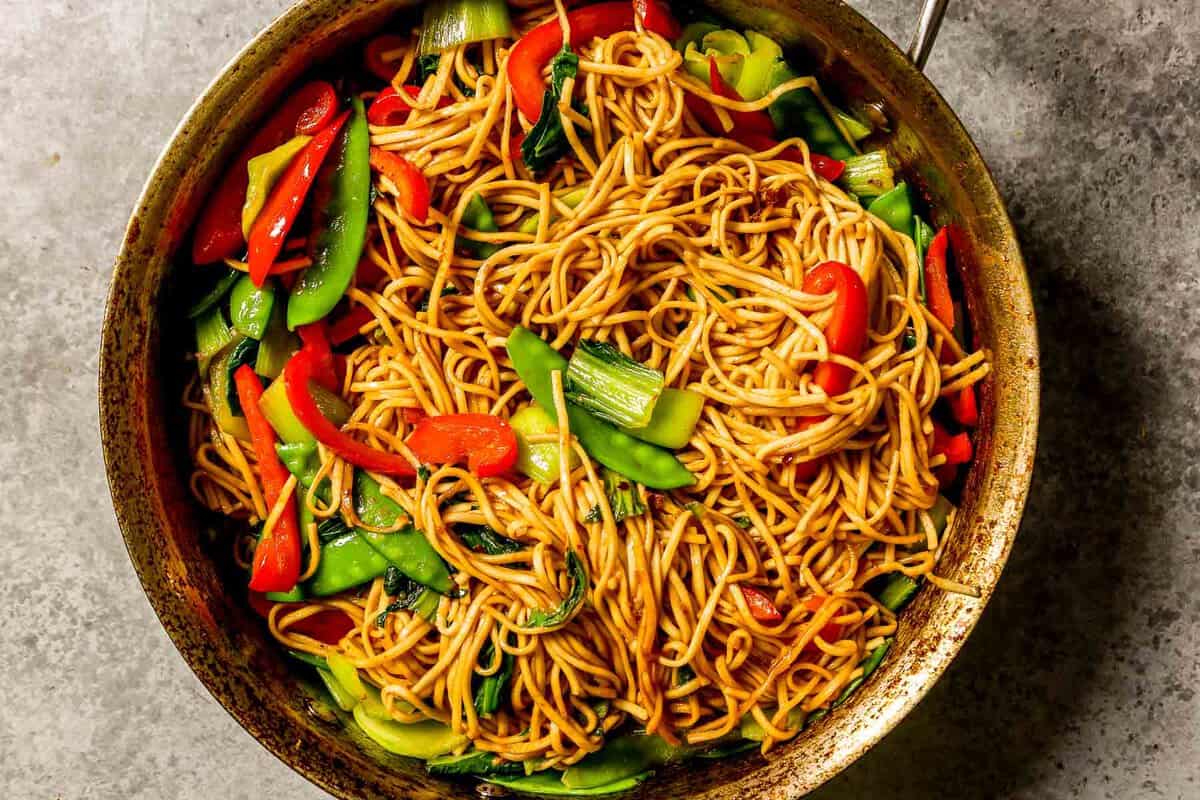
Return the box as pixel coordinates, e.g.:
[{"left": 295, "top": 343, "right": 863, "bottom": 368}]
[
  {"left": 706, "top": 58, "right": 777, "bottom": 139},
  {"left": 924, "top": 227, "right": 955, "bottom": 332},
  {"left": 509, "top": 132, "right": 526, "bottom": 162},
  {"left": 247, "top": 592, "right": 355, "bottom": 645},
  {"left": 508, "top": 2, "right": 636, "bottom": 121},
  {"left": 296, "top": 322, "right": 338, "bottom": 392},
  {"left": 247, "top": 112, "right": 349, "bottom": 287},
  {"left": 364, "top": 34, "right": 408, "bottom": 82},
  {"left": 735, "top": 132, "right": 845, "bottom": 181},
  {"left": 633, "top": 0, "right": 681, "bottom": 39},
  {"left": 284, "top": 348, "right": 417, "bottom": 477},
  {"left": 932, "top": 422, "right": 973, "bottom": 466},
  {"left": 740, "top": 585, "right": 783, "bottom": 624},
  {"left": 366, "top": 85, "right": 452, "bottom": 127},
  {"left": 192, "top": 80, "right": 338, "bottom": 264},
  {"left": 949, "top": 384, "right": 979, "bottom": 427},
  {"left": 402, "top": 407, "right": 426, "bottom": 425},
  {"left": 404, "top": 413, "right": 518, "bottom": 478},
  {"left": 293, "top": 81, "right": 339, "bottom": 135},
  {"left": 803, "top": 261, "right": 870, "bottom": 400},
  {"left": 329, "top": 305, "right": 376, "bottom": 346},
  {"left": 369, "top": 147, "right": 430, "bottom": 224},
  {"left": 234, "top": 365, "right": 302, "bottom": 593}
]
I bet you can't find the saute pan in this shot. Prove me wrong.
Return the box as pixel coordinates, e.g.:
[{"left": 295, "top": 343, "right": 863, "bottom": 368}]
[{"left": 99, "top": 0, "right": 1039, "bottom": 796}]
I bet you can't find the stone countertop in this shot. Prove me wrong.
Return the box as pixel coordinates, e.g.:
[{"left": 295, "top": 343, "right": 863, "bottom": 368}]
[{"left": 0, "top": 1, "right": 1195, "bottom": 798}]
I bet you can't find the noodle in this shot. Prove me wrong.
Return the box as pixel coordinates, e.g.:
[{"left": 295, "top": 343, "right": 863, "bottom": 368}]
[{"left": 185, "top": 5, "right": 989, "bottom": 767}]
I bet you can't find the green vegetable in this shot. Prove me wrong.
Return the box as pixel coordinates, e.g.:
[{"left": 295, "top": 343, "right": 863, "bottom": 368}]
[
  {"left": 458, "top": 192, "right": 500, "bottom": 259},
  {"left": 417, "top": 54, "right": 441, "bottom": 82},
  {"left": 307, "top": 527, "right": 395, "bottom": 596},
  {"left": 241, "top": 135, "right": 311, "bottom": 238},
  {"left": 766, "top": 62, "right": 854, "bottom": 161},
  {"left": 352, "top": 707, "right": 469, "bottom": 758},
  {"left": 204, "top": 338, "right": 254, "bottom": 440},
  {"left": 286, "top": 649, "right": 326, "bottom": 669},
  {"left": 326, "top": 652, "right": 369, "bottom": 703},
  {"left": 316, "top": 667, "right": 359, "bottom": 711},
  {"left": 517, "top": 186, "right": 588, "bottom": 235},
  {"left": 229, "top": 274, "right": 276, "bottom": 340},
  {"left": 194, "top": 306, "right": 236, "bottom": 371},
  {"left": 695, "top": 740, "right": 758, "bottom": 759},
  {"left": 417, "top": 0, "right": 512, "bottom": 56},
  {"left": 523, "top": 550, "right": 586, "bottom": 630},
  {"left": 618, "top": 387, "right": 704, "bottom": 449},
  {"left": 562, "top": 734, "right": 680, "bottom": 789},
  {"left": 522, "top": 46, "right": 582, "bottom": 173},
  {"left": 376, "top": 566, "right": 440, "bottom": 625},
  {"left": 840, "top": 150, "right": 895, "bottom": 199},
  {"left": 187, "top": 268, "right": 240, "bottom": 320},
  {"left": 266, "top": 584, "right": 305, "bottom": 603},
  {"left": 258, "top": 375, "right": 351, "bottom": 444},
  {"left": 506, "top": 326, "right": 695, "bottom": 490},
  {"left": 741, "top": 706, "right": 805, "bottom": 741},
  {"left": 254, "top": 299, "right": 298, "bottom": 378},
  {"left": 355, "top": 471, "right": 453, "bottom": 594},
  {"left": 876, "top": 573, "right": 921, "bottom": 612},
  {"left": 735, "top": 31, "right": 783, "bottom": 101},
  {"left": 601, "top": 468, "right": 645, "bottom": 523},
  {"left": 456, "top": 523, "right": 523, "bottom": 555},
  {"left": 683, "top": 29, "right": 749, "bottom": 86},
  {"left": 832, "top": 638, "right": 892, "bottom": 707},
  {"left": 277, "top": 440, "right": 318, "bottom": 479},
  {"left": 222, "top": 337, "right": 259, "bottom": 415},
  {"left": 482, "top": 771, "right": 652, "bottom": 796},
  {"left": 289, "top": 96, "right": 370, "bottom": 329},
  {"left": 473, "top": 638, "right": 514, "bottom": 716},
  {"left": 913, "top": 215, "right": 935, "bottom": 301},
  {"left": 511, "top": 403, "right": 580, "bottom": 484},
  {"left": 675, "top": 22, "right": 719, "bottom": 53},
  {"left": 427, "top": 749, "right": 523, "bottom": 776},
  {"left": 835, "top": 109, "right": 873, "bottom": 141},
  {"left": 928, "top": 493, "right": 954, "bottom": 537},
  {"left": 565, "top": 340, "right": 665, "bottom": 429},
  {"left": 867, "top": 181, "right": 914, "bottom": 240}
]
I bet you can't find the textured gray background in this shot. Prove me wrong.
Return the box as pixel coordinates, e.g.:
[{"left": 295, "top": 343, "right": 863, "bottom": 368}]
[{"left": 1, "top": 0, "right": 1197, "bottom": 798}]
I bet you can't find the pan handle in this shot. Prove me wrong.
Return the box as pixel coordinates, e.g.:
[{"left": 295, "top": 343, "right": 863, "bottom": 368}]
[{"left": 906, "top": 0, "right": 949, "bottom": 70}]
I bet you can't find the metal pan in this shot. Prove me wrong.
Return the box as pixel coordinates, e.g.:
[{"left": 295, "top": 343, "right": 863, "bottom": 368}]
[{"left": 99, "top": 1, "right": 1039, "bottom": 797}]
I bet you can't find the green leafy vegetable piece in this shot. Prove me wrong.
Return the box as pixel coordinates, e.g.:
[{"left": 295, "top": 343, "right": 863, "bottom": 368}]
[
  {"left": 565, "top": 339, "right": 665, "bottom": 429},
  {"left": 521, "top": 46, "right": 583, "bottom": 173},
  {"left": 523, "top": 550, "right": 587, "bottom": 629},
  {"left": 456, "top": 523, "right": 523, "bottom": 555},
  {"left": 602, "top": 468, "right": 646, "bottom": 523}
]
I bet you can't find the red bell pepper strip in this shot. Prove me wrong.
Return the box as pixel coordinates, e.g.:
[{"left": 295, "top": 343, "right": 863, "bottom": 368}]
[
  {"left": 736, "top": 132, "right": 845, "bottom": 181},
  {"left": 192, "top": 80, "right": 338, "bottom": 264},
  {"left": 633, "top": 0, "right": 681, "bottom": 39},
  {"left": 706, "top": 58, "right": 777, "bottom": 139},
  {"left": 369, "top": 148, "right": 430, "bottom": 223},
  {"left": 932, "top": 422, "right": 972, "bottom": 465},
  {"left": 296, "top": 322, "right": 339, "bottom": 392},
  {"left": 508, "top": 2, "right": 637, "bottom": 121},
  {"left": 367, "top": 86, "right": 453, "bottom": 127},
  {"left": 247, "top": 592, "right": 355, "bottom": 644},
  {"left": 404, "top": 413, "right": 519, "bottom": 478},
  {"left": 234, "top": 365, "right": 302, "bottom": 593},
  {"left": 740, "top": 585, "right": 783, "bottom": 624},
  {"left": 293, "top": 81, "right": 339, "bottom": 135},
  {"left": 402, "top": 407, "right": 426, "bottom": 425},
  {"left": 803, "top": 261, "right": 870, "bottom": 400},
  {"left": 284, "top": 348, "right": 417, "bottom": 476},
  {"left": 949, "top": 383, "right": 979, "bottom": 427},
  {"left": 247, "top": 112, "right": 349, "bottom": 287},
  {"left": 364, "top": 34, "right": 408, "bottom": 82},
  {"left": 329, "top": 305, "right": 376, "bottom": 346},
  {"left": 924, "top": 227, "right": 955, "bottom": 332}
]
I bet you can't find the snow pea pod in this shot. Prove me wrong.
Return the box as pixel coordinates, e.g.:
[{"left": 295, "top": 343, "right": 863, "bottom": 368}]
[
  {"left": 288, "top": 95, "right": 370, "bottom": 329},
  {"left": 867, "top": 182, "right": 915, "bottom": 240},
  {"left": 505, "top": 326, "right": 695, "bottom": 490}
]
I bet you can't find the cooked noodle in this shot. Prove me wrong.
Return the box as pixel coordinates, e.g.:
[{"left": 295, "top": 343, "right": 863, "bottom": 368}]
[{"left": 186, "top": 4, "right": 989, "bottom": 766}]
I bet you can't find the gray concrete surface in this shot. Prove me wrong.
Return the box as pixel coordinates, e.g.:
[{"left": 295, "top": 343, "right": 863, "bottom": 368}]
[{"left": 0, "top": 0, "right": 1196, "bottom": 798}]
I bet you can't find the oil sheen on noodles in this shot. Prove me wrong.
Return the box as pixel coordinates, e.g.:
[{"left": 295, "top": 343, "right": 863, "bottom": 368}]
[{"left": 185, "top": 0, "right": 990, "bottom": 769}]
